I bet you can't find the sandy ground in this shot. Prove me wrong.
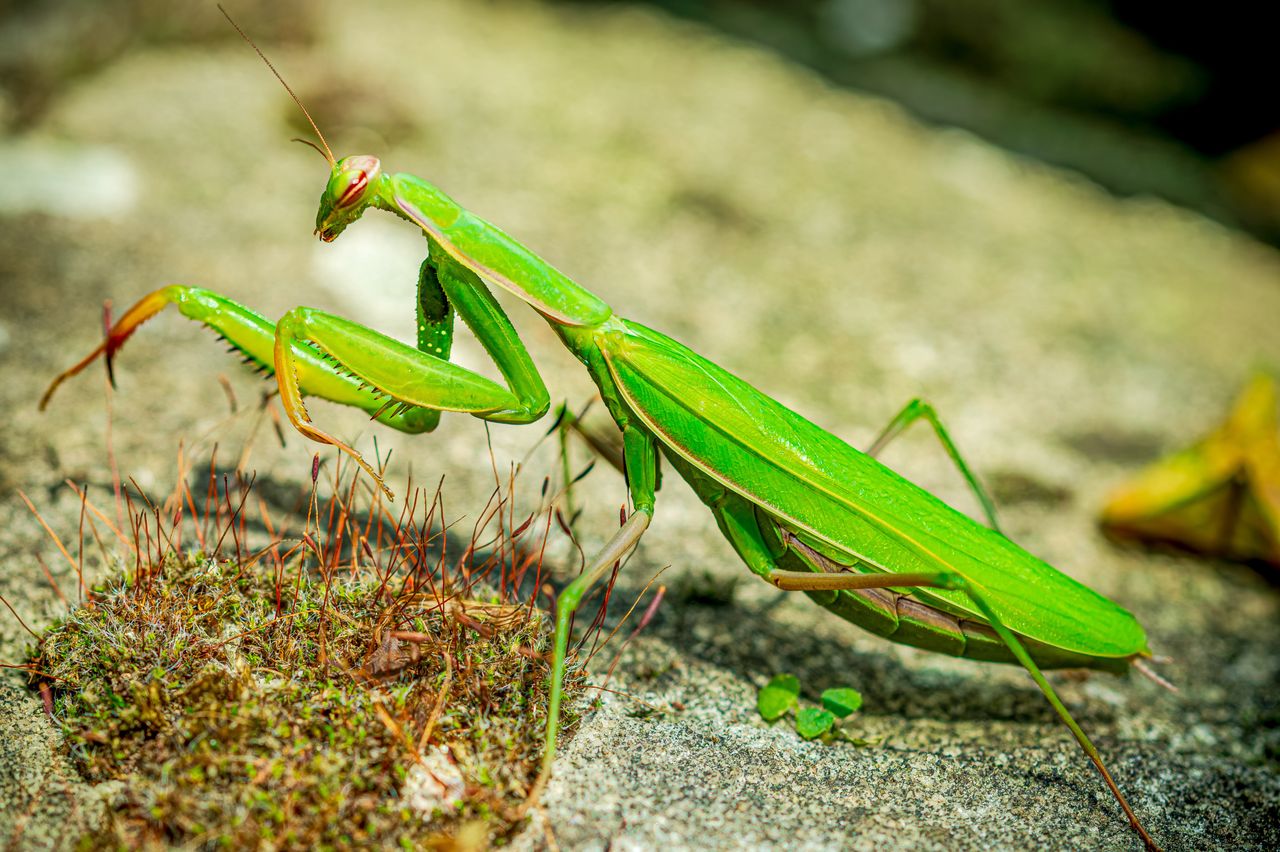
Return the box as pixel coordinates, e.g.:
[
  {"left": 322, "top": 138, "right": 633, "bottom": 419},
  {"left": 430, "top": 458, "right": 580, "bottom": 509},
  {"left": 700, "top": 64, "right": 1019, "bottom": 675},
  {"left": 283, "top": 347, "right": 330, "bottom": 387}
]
[{"left": 1, "top": 1, "right": 1278, "bottom": 849}]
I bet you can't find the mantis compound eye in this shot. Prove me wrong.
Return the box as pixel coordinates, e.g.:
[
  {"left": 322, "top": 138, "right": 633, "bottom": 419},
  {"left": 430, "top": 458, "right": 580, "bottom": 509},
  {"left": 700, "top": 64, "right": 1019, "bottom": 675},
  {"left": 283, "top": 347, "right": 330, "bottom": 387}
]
[
  {"left": 328, "top": 155, "right": 382, "bottom": 210},
  {"left": 336, "top": 171, "right": 368, "bottom": 208}
]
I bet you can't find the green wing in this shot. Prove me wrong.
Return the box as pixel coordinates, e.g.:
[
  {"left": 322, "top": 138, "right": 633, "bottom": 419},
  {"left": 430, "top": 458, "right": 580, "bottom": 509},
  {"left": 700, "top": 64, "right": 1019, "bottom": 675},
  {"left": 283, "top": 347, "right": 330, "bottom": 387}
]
[{"left": 599, "top": 320, "right": 1147, "bottom": 659}]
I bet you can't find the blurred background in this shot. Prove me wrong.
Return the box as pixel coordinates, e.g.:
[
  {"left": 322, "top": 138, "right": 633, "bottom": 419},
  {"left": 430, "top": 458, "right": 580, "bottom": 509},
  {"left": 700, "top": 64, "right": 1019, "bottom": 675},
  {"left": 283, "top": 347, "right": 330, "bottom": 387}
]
[
  {"left": 3, "top": 0, "right": 1278, "bottom": 242},
  {"left": 566, "top": 0, "right": 1280, "bottom": 244}
]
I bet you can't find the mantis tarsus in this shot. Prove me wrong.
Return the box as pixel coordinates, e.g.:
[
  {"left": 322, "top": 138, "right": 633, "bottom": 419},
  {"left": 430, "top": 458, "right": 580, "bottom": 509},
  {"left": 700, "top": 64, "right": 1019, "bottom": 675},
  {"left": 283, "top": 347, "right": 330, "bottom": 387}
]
[{"left": 40, "top": 12, "right": 1165, "bottom": 850}]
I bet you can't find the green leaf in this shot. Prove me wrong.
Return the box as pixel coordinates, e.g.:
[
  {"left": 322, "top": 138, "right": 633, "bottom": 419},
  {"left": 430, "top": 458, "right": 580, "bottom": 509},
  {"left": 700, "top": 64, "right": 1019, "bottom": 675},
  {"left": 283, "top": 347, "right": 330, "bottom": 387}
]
[
  {"left": 794, "top": 707, "right": 835, "bottom": 740},
  {"left": 757, "top": 674, "right": 800, "bottom": 721},
  {"left": 821, "top": 687, "right": 863, "bottom": 718}
]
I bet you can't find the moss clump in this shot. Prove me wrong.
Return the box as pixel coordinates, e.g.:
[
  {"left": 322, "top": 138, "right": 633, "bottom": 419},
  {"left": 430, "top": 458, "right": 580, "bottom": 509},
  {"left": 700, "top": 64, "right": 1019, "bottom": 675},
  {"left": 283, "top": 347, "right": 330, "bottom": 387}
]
[{"left": 34, "top": 551, "right": 578, "bottom": 848}]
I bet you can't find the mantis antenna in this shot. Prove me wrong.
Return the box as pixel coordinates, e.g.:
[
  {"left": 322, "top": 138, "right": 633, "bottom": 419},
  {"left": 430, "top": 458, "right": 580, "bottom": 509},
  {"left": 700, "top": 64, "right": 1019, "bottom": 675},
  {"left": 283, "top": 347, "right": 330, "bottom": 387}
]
[
  {"left": 291, "top": 137, "right": 332, "bottom": 162},
  {"left": 217, "top": 4, "right": 336, "bottom": 165}
]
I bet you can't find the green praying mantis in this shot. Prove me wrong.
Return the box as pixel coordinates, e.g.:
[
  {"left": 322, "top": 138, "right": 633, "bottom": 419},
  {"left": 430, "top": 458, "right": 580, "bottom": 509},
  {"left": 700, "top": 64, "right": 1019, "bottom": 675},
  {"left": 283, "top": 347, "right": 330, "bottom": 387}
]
[{"left": 39, "top": 12, "right": 1166, "bottom": 850}]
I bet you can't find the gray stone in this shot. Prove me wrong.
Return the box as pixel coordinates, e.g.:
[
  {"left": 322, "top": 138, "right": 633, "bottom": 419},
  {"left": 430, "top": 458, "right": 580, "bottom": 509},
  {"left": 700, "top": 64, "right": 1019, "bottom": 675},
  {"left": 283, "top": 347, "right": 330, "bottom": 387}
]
[{"left": 1, "top": 1, "right": 1277, "bottom": 850}]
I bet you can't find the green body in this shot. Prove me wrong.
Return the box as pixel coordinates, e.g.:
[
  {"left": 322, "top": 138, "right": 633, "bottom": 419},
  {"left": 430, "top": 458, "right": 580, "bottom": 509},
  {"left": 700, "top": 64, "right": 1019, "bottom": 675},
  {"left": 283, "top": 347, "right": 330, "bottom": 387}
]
[
  {"left": 319, "top": 161, "right": 1149, "bottom": 673},
  {"left": 567, "top": 318, "right": 1146, "bottom": 671},
  {"left": 43, "top": 153, "right": 1158, "bottom": 848},
  {"left": 397, "top": 162, "right": 1145, "bottom": 668}
]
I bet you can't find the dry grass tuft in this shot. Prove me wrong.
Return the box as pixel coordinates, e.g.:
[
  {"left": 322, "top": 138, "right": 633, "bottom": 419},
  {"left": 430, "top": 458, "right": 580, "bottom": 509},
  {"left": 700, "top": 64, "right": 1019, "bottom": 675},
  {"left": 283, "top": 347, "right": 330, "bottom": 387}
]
[{"left": 23, "top": 447, "right": 592, "bottom": 849}]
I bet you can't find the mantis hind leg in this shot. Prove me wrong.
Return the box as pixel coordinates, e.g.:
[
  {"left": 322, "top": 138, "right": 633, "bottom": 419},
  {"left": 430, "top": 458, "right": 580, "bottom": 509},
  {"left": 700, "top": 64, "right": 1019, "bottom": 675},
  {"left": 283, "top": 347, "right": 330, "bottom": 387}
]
[
  {"left": 867, "top": 398, "right": 1002, "bottom": 533},
  {"left": 719, "top": 507, "right": 1159, "bottom": 848},
  {"left": 768, "top": 567, "right": 1161, "bottom": 851},
  {"left": 38, "top": 284, "right": 439, "bottom": 434}
]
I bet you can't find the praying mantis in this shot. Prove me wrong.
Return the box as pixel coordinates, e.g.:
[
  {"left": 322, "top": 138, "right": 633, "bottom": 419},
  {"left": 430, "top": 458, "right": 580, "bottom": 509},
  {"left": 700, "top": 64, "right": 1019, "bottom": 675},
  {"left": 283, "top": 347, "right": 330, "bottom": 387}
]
[{"left": 38, "top": 11, "right": 1166, "bottom": 850}]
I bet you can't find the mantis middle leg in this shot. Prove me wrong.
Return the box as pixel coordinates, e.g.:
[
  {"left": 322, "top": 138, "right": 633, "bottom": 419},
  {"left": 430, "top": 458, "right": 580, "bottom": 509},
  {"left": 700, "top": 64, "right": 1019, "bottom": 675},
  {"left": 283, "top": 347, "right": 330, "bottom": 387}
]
[{"left": 526, "top": 425, "right": 659, "bottom": 805}]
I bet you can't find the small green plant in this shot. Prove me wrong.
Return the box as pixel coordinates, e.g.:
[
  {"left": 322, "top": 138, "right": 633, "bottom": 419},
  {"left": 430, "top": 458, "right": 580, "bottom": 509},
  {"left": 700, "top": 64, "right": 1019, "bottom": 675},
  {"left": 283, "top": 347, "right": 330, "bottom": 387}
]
[{"left": 757, "top": 674, "right": 863, "bottom": 741}]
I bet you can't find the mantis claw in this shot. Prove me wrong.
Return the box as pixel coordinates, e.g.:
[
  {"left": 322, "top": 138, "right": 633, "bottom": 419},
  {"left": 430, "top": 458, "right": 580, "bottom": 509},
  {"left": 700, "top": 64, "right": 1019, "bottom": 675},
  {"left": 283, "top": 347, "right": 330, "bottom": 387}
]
[
  {"left": 272, "top": 314, "right": 395, "bottom": 500},
  {"left": 320, "top": 429, "right": 394, "bottom": 501},
  {"left": 41, "top": 287, "right": 179, "bottom": 411},
  {"left": 291, "top": 402, "right": 394, "bottom": 499}
]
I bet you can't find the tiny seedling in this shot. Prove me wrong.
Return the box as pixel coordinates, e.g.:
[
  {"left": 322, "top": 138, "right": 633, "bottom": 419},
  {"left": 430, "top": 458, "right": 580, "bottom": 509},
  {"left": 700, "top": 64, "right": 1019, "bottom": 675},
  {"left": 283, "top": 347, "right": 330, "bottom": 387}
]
[
  {"left": 757, "top": 674, "right": 864, "bottom": 741},
  {"left": 757, "top": 673, "right": 801, "bottom": 722}
]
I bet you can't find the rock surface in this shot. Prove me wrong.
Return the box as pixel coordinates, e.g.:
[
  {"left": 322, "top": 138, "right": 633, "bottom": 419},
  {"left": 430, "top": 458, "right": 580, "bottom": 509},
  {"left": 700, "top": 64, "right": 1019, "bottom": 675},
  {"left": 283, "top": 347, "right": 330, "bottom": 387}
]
[{"left": 1, "top": 1, "right": 1278, "bottom": 850}]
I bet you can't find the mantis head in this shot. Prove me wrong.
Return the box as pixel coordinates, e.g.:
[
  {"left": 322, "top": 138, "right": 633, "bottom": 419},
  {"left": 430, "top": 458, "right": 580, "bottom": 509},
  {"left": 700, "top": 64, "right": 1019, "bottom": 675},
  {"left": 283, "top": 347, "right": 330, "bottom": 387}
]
[
  {"left": 315, "top": 155, "right": 383, "bottom": 242},
  {"left": 217, "top": 7, "right": 375, "bottom": 244}
]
